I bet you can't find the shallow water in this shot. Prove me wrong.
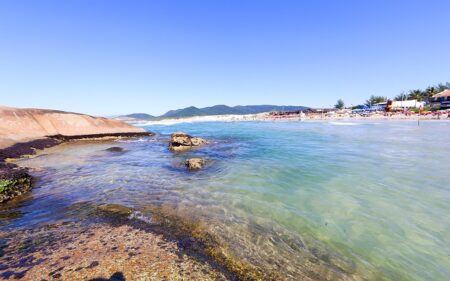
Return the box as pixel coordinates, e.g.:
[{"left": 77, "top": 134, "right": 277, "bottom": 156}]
[{"left": 1, "top": 121, "right": 449, "bottom": 280}]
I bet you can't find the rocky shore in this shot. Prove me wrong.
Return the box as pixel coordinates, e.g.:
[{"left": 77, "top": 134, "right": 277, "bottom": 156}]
[
  {"left": 0, "top": 206, "right": 233, "bottom": 280},
  {"left": 0, "top": 107, "right": 241, "bottom": 280},
  {"left": 0, "top": 106, "right": 153, "bottom": 203}
]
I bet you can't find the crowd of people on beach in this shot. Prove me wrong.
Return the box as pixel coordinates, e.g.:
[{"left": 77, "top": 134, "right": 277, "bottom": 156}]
[{"left": 267, "top": 108, "right": 450, "bottom": 121}]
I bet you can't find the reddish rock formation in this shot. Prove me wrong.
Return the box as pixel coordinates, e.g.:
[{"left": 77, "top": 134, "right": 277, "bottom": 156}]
[
  {"left": 0, "top": 105, "right": 153, "bottom": 203},
  {"left": 0, "top": 105, "right": 147, "bottom": 149}
]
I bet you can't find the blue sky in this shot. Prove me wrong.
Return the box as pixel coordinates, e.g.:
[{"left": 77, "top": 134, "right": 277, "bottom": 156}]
[{"left": 1, "top": 0, "right": 449, "bottom": 116}]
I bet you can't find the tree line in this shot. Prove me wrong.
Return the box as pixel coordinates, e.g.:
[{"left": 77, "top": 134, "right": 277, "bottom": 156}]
[
  {"left": 393, "top": 82, "right": 450, "bottom": 102},
  {"left": 335, "top": 82, "right": 450, "bottom": 109}
]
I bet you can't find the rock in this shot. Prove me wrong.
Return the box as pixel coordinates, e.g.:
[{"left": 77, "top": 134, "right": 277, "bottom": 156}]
[
  {"left": 105, "top": 146, "right": 125, "bottom": 152},
  {"left": 185, "top": 158, "right": 205, "bottom": 170},
  {"left": 0, "top": 165, "right": 32, "bottom": 203},
  {"left": 97, "top": 204, "right": 133, "bottom": 216},
  {"left": 191, "top": 137, "right": 208, "bottom": 146},
  {"left": 0, "top": 105, "right": 148, "bottom": 150},
  {"left": 169, "top": 132, "right": 208, "bottom": 152}
]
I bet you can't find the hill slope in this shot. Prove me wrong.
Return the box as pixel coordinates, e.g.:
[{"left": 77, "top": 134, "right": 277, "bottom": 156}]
[
  {"left": 121, "top": 113, "right": 154, "bottom": 119},
  {"left": 159, "top": 104, "right": 308, "bottom": 118}
]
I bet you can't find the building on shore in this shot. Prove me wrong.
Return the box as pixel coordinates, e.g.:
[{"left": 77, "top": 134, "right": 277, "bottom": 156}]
[
  {"left": 430, "top": 89, "right": 450, "bottom": 109},
  {"left": 386, "top": 100, "right": 425, "bottom": 111}
]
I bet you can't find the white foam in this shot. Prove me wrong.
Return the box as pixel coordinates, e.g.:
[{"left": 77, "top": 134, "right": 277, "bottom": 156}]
[
  {"left": 329, "top": 122, "right": 360, "bottom": 126},
  {"left": 131, "top": 113, "right": 267, "bottom": 126},
  {"left": 116, "top": 137, "right": 150, "bottom": 143},
  {"left": 128, "top": 211, "right": 153, "bottom": 224}
]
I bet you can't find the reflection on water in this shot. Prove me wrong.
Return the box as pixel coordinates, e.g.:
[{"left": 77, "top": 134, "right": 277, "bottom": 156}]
[{"left": 1, "top": 121, "right": 450, "bottom": 280}]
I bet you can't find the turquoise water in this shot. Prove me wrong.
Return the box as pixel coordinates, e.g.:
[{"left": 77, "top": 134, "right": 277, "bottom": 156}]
[{"left": 2, "top": 121, "right": 449, "bottom": 280}]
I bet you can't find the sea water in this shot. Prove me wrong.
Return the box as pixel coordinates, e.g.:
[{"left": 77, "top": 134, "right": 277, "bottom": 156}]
[{"left": 1, "top": 121, "right": 449, "bottom": 280}]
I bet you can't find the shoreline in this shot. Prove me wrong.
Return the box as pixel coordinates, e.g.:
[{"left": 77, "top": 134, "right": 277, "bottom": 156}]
[{"left": 126, "top": 112, "right": 450, "bottom": 126}]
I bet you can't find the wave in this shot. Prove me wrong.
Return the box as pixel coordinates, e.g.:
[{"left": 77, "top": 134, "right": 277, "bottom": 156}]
[
  {"left": 329, "top": 122, "right": 360, "bottom": 126},
  {"left": 115, "top": 137, "right": 153, "bottom": 143},
  {"left": 135, "top": 119, "right": 195, "bottom": 126}
]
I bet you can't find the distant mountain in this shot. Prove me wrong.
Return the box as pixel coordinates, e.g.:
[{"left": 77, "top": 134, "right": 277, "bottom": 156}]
[
  {"left": 120, "top": 113, "right": 154, "bottom": 119},
  {"left": 161, "top": 106, "right": 206, "bottom": 118},
  {"left": 120, "top": 105, "right": 309, "bottom": 120},
  {"left": 159, "top": 105, "right": 309, "bottom": 118}
]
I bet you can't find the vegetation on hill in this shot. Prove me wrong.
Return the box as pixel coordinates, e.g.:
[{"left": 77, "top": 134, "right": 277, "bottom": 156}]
[
  {"left": 160, "top": 105, "right": 308, "bottom": 118},
  {"left": 124, "top": 105, "right": 309, "bottom": 119},
  {"left": 122, "top": 113, "right": 154, "bottom": 119}
]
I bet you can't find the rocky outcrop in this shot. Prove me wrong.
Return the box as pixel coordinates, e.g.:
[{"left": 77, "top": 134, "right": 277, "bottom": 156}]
[
  {"left": 0, "top": 105, "right": 154, "bottom": 203},
  {"left": 169, "top": 132, "right": 208, "bottom": 152},
  {"left": 185, "top": 158, "right": 205, "bottom": 170},
  {"left": 0, "top": 138, "right": 61, "bottom": 203},
  {"left": 0, "top": 105, "right": 148, "bottom": 149}
]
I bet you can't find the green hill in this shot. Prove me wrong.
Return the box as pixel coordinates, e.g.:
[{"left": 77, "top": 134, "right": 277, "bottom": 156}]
[
  {"left": 160, "top": 105, "right": 308, "bottom": 118},
  {"left": 123, "top": 105, "right": 309, "bottom": 119},
  {"left": 120, "top": 113, "right": 154, "bottom": 119}
]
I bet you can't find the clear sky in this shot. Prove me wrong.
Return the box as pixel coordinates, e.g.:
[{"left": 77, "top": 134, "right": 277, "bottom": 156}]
[{"left": 1, "top": 0, "right": 449, "bottom": 116}]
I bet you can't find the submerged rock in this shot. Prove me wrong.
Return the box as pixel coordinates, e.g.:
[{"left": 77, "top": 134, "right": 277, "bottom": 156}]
[
  {"left": 185, "top": 158, "right": 205, "bottom": 170},
  {"left": 96, "top": 204, "right": 133, "bottom": 217},
  {"left": 169, "top": 132, "right": 208, "bottom": 152},
  {"left": 105, "top": 146, "right": 125, "bottom": 152}
]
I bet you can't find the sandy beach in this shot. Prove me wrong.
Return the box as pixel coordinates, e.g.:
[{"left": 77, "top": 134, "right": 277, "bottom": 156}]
[{"left": 127, "top": 111, "right": 450, "bottom": 126}]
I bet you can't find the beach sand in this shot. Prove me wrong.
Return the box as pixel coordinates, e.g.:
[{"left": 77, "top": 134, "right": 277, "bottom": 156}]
[{"left": 128, "top": 111, "right": 450, "bottom": 126}]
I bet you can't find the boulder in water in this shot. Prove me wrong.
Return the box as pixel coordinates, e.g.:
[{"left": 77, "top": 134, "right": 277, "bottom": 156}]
[
  {"left": 106, "top": 146, "right": 125, "bottom": 152},
  {"left": 185, "top": 158, "right": 205, "bottom": 170},
  {"left": 169, "top": 132, "right": 208, "bottom": 152}
]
